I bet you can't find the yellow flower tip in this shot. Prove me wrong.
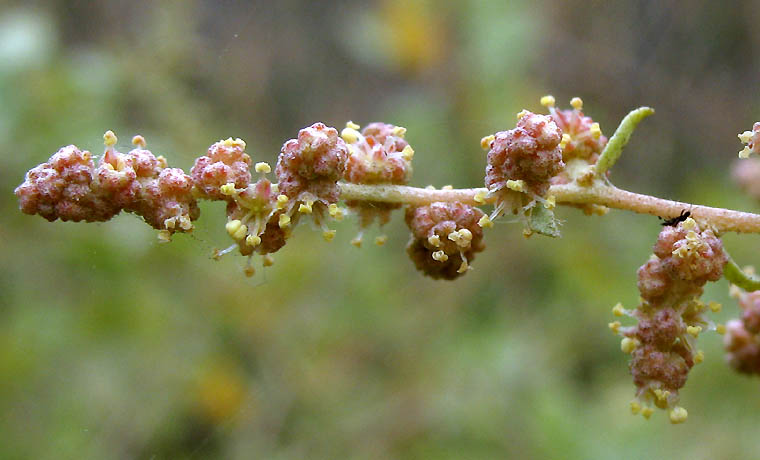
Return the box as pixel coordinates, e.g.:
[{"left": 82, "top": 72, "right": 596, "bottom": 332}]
[
  {"left": 351, "top": 237, "right": 363, "bottom": 248},
  {"left": 392, "top": 126, "right": 407, "bottom": 138},
  {"left": 716, "top": 323, "right": 726, "bottom": 335},
  {"left": 686, "top": 325, "right": 702, "bottom": 337},
  {"left": 246, "top": 234, "right": 261, "bottom": 247},
  {"left": 243, "top": 264, "right": 255, "bottom": 277},
  {"left": 739, "top": 130, "right": 753, "bottom": 143},
  {"left": 156, "top": 155, "right": 168, "bottom": 168},
  {"left": 559, "top": 133, "right": 571, "bottom": 150},
  {"left": 516, "top": 109, "right": 530, "bottom": 120},
  {"left": 298, "top": 202, "right": 313, "bottom": 214},
  {"left": 157, "top": 229, "right": 172, "bottom": 243},
  {"left": 612, "top": 302, "right": 626, "bottom": 317},
  {"left": 323, "top": 229, "right": 337, "bottom": 242},
  {"left": 540, "top": 95, "right": 555, "bottom": 108},
  {"left": 277, "top": 194, "right": 289, "bottom": 204},
  {"left": 428, "top": 235, "right": 441, "bottom": 247},
  {"left": 478, "top": 215, "right": 494, "bottom": 229},
  {"left": 432, "top": 250, "right": 448, "bottom": 262},
  {"left": 222, "top": 137, "right": 246, "bottom": 149},
  {"left": 506, "top": 179, "right": 526, "bottom": 192},
  {"left": 225, "top": 220, "right": 247, "bottom": 240},
  {"left": 401, "top": 145, "right": 414, "bottom": 161},
  {"left": 709, "top": 301, "right": 722, "bottom": 313},
  {"left": 262, "top": 255, "right": 275, "bottom": 267},
  {"left": 608, "top": 321, "right": 621, "bottom": 334},
  {"left": 570, "top": 97, "right": 583, "bottom": 110},
  {"left": 254, "top": 162, "right": 271, "bottom": 174},
  {"left": 442, "top": 185, "right": 454, "bottom": 190},
  {"left": 590, "top": 122, "right": 601, "bottom": 139},
  {"left": 739, "top": 147, "right": 752, "bottom": 159},
  {"left": 374, "top": 235, "right": 388, "bottom": 246},
  {"left": 457, "top": 260, "right": 469, "bottom": 274},
  {"left": 641, "top": 407, "right": 654, "bottom": 419},
  {"left": 543, "top": 195, "right": 556, "bottom": 210},
  {"left": 345, "top": 120, "right": 360, "bottom": 130},
  {"left": 682, "top": 217, "right": 697, "bottom": 230},
  {"left": 474, "top": 190, "right": 488, "bottom": 204},
  {"left": 694, "top": 350, "right": 705, "bottom": 364},
  {"left": 328, "top": 203, "right": 345, "bottom": 220},
  {"left": 669, "top": 406, "right": 688, "bottom": 424},
  {"left": 620, "top": 337, "right": 637, "bottom": 354},
  {"left": 630, "top": 400, "right": 642, "bottom": 415},
  {"left": 341, "top": 127, "right": 361, "bottom": 144},
  {"left": 103, "top": 130, "right": 117, "bottom": 147},
  {"left": 522, "top": 228, "right": 533, "bottom": 238},
  {"left": 131, "top": 135, "right": 146, "bottom": 148},
  {"left": 278, "top": 213, "right": 291, "bottom": 228},
  {"left": 220, "top": 183, "right": 237, "bottom": 196},
  {"left": 480, "top": 135, "right": 495, "bottom": 150}
]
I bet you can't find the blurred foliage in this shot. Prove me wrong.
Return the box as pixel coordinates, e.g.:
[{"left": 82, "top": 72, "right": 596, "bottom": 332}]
[{"left": 2, "top": 1, "right": 760, "bottom": 458}]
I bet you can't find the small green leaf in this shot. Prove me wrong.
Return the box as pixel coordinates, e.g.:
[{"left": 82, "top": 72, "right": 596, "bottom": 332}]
[
  {"left": 595, "top": 107, "right": 654, "bottom": 177},
  {"left": 724, "top": 257, "right": 760, "bottom": 292},
  {"left": 528, "top": 204, "right": 561, "bottom": 237}
]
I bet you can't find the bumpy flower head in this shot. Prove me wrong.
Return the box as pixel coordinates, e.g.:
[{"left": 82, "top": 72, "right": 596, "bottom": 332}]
[
  {"left": 611, "top": 217, "right": 727, "bottom": 423},
  {"left": 16, "top": 145, "right": 119, "bottom": 222},
  {"left": 723, "top": 288, "right": 760, "bottom": 374},
  {"left": 276, "top": 122, "right": 348, "bottom": 204},
  {"left": 541, "top": 96, "right": 607, "bottom": 163},
  {"left": 191, "top": 138, "right": 252, "bottom": 200},
  {"left": 738, "top": 122, "right": 760, "bottom": 159},
  {"left": 341, "top": 121, "right": 415, "bottom": 245},
  {"left": 405, "top": 202, "right": 485, "bottom": 280}
]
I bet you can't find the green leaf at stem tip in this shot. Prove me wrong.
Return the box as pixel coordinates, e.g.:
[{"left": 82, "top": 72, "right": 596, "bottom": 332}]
[
  {"left": 724, "top": 257, "right": 760, "bottom": 292},
  {"left": 595, "top": 107, "right": 655, "bottom": 177},
  {"left": 528, "top": 204, "right": 561, "bottom": 237}
]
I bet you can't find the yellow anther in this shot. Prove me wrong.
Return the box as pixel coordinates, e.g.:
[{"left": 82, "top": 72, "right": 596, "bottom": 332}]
[
  {"left": 739, "top": 130, "right": 754, "bottom": 143},
  {"left": 621, "top": 337, "right": 637, "bottom": 354},
  {"left": 544, "top": 195, "right": 556, "bottom": 210},
  {"left": 612, "top": 302, "right": 626, "bottom": 317},
  {"left": 341, "top": 127, "right": 361, "bottom": 143},
  {"left": 522, "top": 228, "right": 533, "bottom": 238},
  {"left": 480, "top": 135, "right": 495, "bottom": 150},
  {"left": 103, "top": 130, "right": 117, "bottom": 147},
  {"left": 709, "top": 301, "right": 722, "bottom": 313},
  {"left": 641, "top": 407, "right": 654, "bottom": 419},
  {"left": 262, "top": 255, "right": 275, "bottom": 267},
  {"left": 630, "top": 400, "right": 642, "bottom": 415},
  {"left": 156, "top": 155, "right": 168, "bottom": 168},
  {"left": 540, "top": 95, "right": 555, "bottom": 107},
  {"left": 226, "top": 220, "right": 248, "bottom": 240},
  {"left": 669, "top": 406, "right": 688, "bottom": 424},
  {"left": 608, "top": 321, "right": 621, "bottom": 334},
  {"left": 221, "top": 137, "right": 246, "bottom": 149},
  {"left": 474, "top": 190, "right": 488, "bottom": 204},
  {"left": 740, "top": 146, "right": 752, "bottom": 159},
  {"left": 246, "top": 234, "right": 261, "bottom": 247},
  {"left": 278, "top": 213, "right": 291, "bottom": 228},
  {"left": 328, "top": 203, "right": 344, "bottom": 220},
  {"left": 682, "top": 217, "right": 696, "bottom": 230},
  {"left": 686, "top": 325, "right": 702, "bottom": 337},
  {"left": 478, "top": 215, "right": 494, "bottom": 228},
  {"left": 694, "top": 350, "right": 704, "bottom": 364},
  {"left": 220, "top": 183, "right": 237, "bottom": 196},
  {"left": 351, "top": 237, "right": 363, "bottom": 248},
  {"left": 425, "top": 185, "right": 436, "bottom": 190},
  {"left": 570, "top": 97, "right": 583, "bottom": 110},
  {"left": 323, "top": 229, "right": 336, "bottom": 242},
  {"left": 590, "top": 122, "right": 601, "bottom": 139},
  {"left": 346, "top": 120, "right": 360, "bottom": 130},
  {"left": 277, "top": 194, "right": 289, "bottom": 204},
  {"left": 374, "top": 235, "right": 388, "bottom": 246},
  {"left": 428, "top": 235, "right": 441, "bottom": 247},
  {"left": 432, "top": 250, "right": 448, "bottom": 262},
  {"left": 442, "top": 185, "right": 453, "bottom": 190},
  {"left": 716, "top": 323, "right": 726, "bottom": 335},
  {"left": 401, "top": 145, "right": 414, "bottom": 161},
  {"left": 298, "top": 202, "right": 313, "bottom": 214},
  {"left": 559, "top": 133, "right": 571, "bottom": 150},
  {"left": 157, "top": 230, "right": 172, "bottom": 243},
  {"left": 516, "top": 109, "right": 530, "bottom": 120},
  {"left": 392, "top": 126, "right": 407, "bottom": 138},
  {"left": 506, "top": 179, "right": 525, "bottom": 192},
  {"left": 457, "top": 260, "right": 469, "bottom": 274},
  {"left": 459, "top": 228, "right": 473, "bottom": 241},
  {"left": 254, "top": 162, "right": 271, "bottom": 174},
  {"left": 131, "top": 135, "right": 146, "bottom": 148},
  {"left": 244, "top": 264, "right": 255, "bottom": 277}
]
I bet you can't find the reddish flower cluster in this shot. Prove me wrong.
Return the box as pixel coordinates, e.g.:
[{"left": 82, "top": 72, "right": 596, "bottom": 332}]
[
  {"left": 191, "top": 138, "right": 252, "bottom": 200},
  {"left": 546, "top": 97, "right": 607, "bottom": 163},
  {"left": 405, "top": 202, "right": 485, "bottom": 280},
  {"left": 15, "top": 133, "right": 199, "bottom": 238},
  {"left": 341, "top": 121, "right": 414, "bottom": 231},
  {"left": 484, "top": 111, "right": 565, "bottom": 198},
  {"left": 724, "top": 289, "right": 760, "bottom": 374},
  {"left": 613, "top": 217, "right": 727, "bottom": 422}
]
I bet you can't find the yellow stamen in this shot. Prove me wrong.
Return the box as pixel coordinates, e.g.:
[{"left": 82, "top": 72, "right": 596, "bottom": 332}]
[
  {"left": 103, "top": 130, "right": 117, "bottom": 147},
  {"left": 375, "top": 235, "right": 388, "bottom": 246},
  {"left": 432, "top": 250, "right": 448, "bottom": 262},
  {"left": 254, "top": 162, "right": 271, "bottom": 174},
  {"left": 278, "top": 214, "right": 291, "bottom": 228},
  {"left": 540, "top": 95, "right": 555, "bottom": 107},
  {"left": 131, "top": 135, "right": 146, "bottom": 148},
  {"left": 570, "top": 97, "right": 583, "bottom": 110},
  {"left": 480, "top": 135, "right": 495, "bottom": 150},
  {"left": 669, "top": 406, "right": 688, "bottom": 424}
]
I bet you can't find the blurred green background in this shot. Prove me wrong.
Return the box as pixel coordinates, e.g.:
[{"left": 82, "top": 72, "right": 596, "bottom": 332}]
[{"left": 2, "top": 1, "right": 760, "bottom": 458}]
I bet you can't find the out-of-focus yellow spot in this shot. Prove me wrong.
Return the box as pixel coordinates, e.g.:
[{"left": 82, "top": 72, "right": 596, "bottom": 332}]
[
  {"left": 375, "top": 235, "right": 388, "bottom": 246},
  {"left": 608, "top": 321, "right": 621, "bottom": 334},
  {"left": 709, "top": 301, "right": 722, "bottom": 313},
  {"left": 716, "top": 323, "right": 726, "bottom": 335},
  {"left": 262, "top": 255, "right": 275, "bottom": 267},
  {"left": 694, "top": 350, "right": 704, "bottom": 364},
  {"left": 612, "top": 303, "right": 625, "bottom": 317},
  {"left": 630, "top": 400, "right": 641, "bottom": 415},
  {"left": 196, "top": 365, "right": 247, "bottom": 424},
  {"left": 323, "top": 229, "right": 336, "bottom": 242},
  {"left": 687, "top": 325, "right": 702, "bottom": 337},
  {"left": 641, "top": 407, "right": 654, "bottom": 419},
  {"left": 380, "top": 0, "right": 445, "bottom": 74}
]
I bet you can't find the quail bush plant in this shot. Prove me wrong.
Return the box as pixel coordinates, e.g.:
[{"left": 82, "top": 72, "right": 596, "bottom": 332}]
[{"left": 15, "top": 95, "right": 760, "bottom": 424}]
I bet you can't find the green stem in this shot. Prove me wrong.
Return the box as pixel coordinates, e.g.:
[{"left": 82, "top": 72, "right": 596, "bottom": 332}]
[
  {"left": 724, "top": 257, "right": 760, "bottom": 291},
  {"left": 595, "top": 107, "right": 655, "bottom": 177}
]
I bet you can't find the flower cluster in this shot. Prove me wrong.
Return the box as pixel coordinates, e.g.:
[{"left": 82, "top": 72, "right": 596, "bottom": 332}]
[
  {"left": 610, "top": 217, "right": 727, "bottom": 423},
  {"left": 724, "top": 288, "right": 760, "bottom": 374},
  {"left": 191, "top": 138, "right": 252, "bottom": 200},
  {"left": 341, "top": 121, "right": 414, "bottom": 245},
  {"left": 405, "top": 202, "right": 485, "bottom": 279},
  {"left": 15, "top": 132, "right": 199, "bottom": 240}
]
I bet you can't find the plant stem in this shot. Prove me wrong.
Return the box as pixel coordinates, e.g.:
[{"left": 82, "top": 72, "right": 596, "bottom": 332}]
[{"left": 338, "top": 181, "right": 760, "bottom": 234}]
